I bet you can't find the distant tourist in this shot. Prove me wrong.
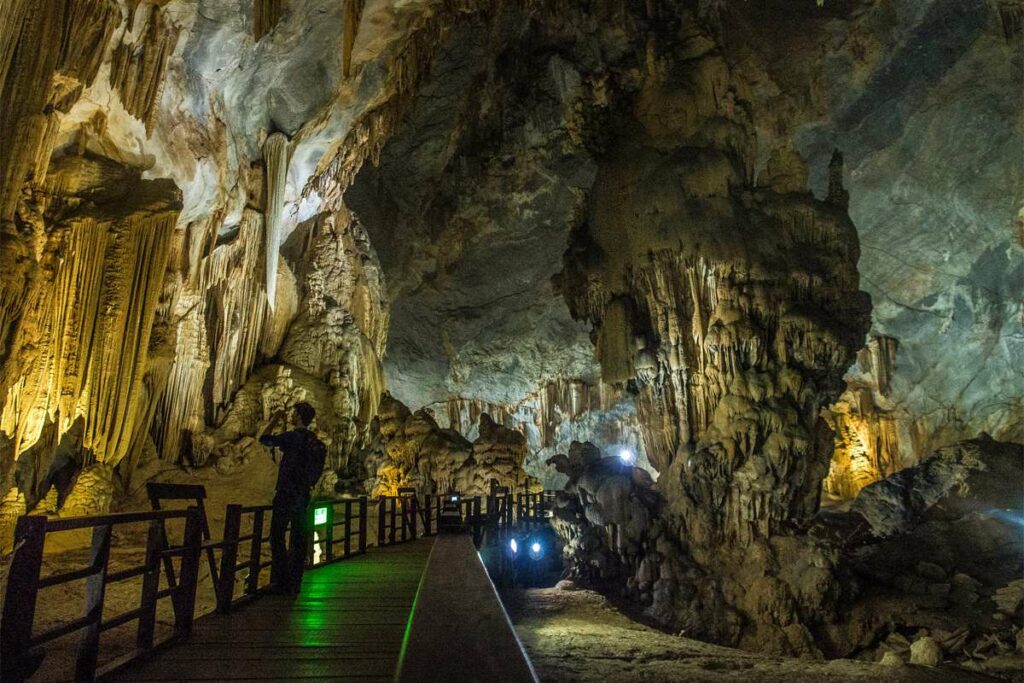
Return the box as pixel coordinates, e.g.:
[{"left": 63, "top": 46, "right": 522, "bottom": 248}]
[{"left": 259, "top": 402, "right": 327, "bottom": 595}]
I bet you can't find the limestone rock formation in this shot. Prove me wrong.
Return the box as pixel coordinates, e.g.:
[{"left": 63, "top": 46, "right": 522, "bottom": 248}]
[
  {"left": 437, "top": 379, "right": 650, "bottom": 489},
  {"left": 0, "top": 1, "right": 1018, "bottom": 676},
  {"left": 793, "top": 0, "right": 1024, "bottom": 466},
  {"left": 812, "top": 437, "right": 1024, "bottom": 674},
  {"left": 361, "top": 393, "right": 531, "bottom": 498},
  {"left": 548, "top": 441, "right": 660, "bottom": 592},
  {"left": 824, "top": 335, "right": 902, "bottom": 499}
]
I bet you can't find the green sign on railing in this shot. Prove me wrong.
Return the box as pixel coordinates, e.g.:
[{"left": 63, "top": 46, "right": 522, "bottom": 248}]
[{"left": 314, "top": 505, "right": 328, "bottom": 526}]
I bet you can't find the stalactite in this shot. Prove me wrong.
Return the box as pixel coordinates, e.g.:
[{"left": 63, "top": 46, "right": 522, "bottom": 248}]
[
  {"left": 867, "top": 335, "right": 898, "bottom": 397},
  {"left": 253, "top": 0, "right": 286, "bottom": 41},
  {"left": 205, "top": 211, "right": 271, "bottom": 423},
  {"left": 150, "top": 294, "right": 208, "bottom": 462},
  {"left": 999, "top": 1, "right": 1024, "bottom": 40},
  {"left": 108, "top": 5, "right": 180, "bottom": 134},
  {"left": 308, "top": 0, "right": 575, "bottom": 207},
  {"left": 826, "top": 148, "right": 849, "bottom": 208},
  {"left": 0, "top": 0, "right": 30, "bottom": 93},
  {"left": 263, "top": 132, "right": 290, "bottom": 310},
  {"left": 342, "top": 0, "right": 366, "bottom": 77},
  {"left": 0, "top": 1, "right": 65, "bottom": 222},
  {"left": 437, "top": 378, "right": 639, "bottom": 463},
  {"left": 0, "top": 0, "right": 119, "bottom": 221},
  {"left": 0, "top": 179, "right": 181, "bottom": 473}
]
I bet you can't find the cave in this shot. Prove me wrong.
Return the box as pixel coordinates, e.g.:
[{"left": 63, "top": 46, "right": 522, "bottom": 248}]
[{"left": 0, "top": 1, "right": 1021, "bottom": 681}]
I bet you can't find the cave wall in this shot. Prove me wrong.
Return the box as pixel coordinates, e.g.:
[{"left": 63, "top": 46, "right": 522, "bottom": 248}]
[
  {"left": 711, "top": 2, "right": 1011, "bottom": 501},
  {"left": 0, "top": 1, "right": 1017, "bottom": 657},
  {"left": 789, "top": 0, "right": 1023, "bottom": 491},
  {"left": 0, "top": 0, "right": 398, "bottom": 543}
]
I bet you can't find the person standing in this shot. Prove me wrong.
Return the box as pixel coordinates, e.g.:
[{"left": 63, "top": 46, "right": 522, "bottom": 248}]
[{"left": 259, "top": 402, "right": 327, "bottom": 595}]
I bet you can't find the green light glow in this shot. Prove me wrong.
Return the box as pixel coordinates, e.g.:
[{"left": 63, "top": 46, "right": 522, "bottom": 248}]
[{"left": 314, "top": 506, "right": 328, "bottom": 526}]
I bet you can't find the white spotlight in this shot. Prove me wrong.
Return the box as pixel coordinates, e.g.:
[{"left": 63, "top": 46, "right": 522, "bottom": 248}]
[
  {"left": 618, "top": 449, "right": 635, "bottom": 463},
  {"left": 509, "top": 538, "right": 518, "bottom": 554},
  {"left": 531, "top": 542, "right": 541, "bottom": 553}
]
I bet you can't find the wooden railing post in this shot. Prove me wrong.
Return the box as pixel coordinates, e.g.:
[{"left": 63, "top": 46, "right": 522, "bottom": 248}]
[
  {"left": 326, "top": 502, "right": 335, "bottom": 563},
  {"left": 389, "top": 497, "right": 397, "bottom": 545},
  {"left": 137, "top": 519, "right": 161, "bottom": 651},
  {"left": 472, "top": 497, "right": 482, "bottom": 546},
  {"left": 246, "top": 509, "right": 265, "bottom": 595},
  {"left": 217, "top": 504, "right": 242, "bottom": 613},
  {"left": 358, "top": 496, "right": 367, "bottom": 554},
  {"left": 423, "top": 494, "right": 432, "bottom": 536},
  {"left": 409, "top": 496, "right": 418, "bottom": 541},
  {"left": 377, "top": 495, "right": 386, "bottom": 546},
  {"left": 1, "top": 515, "right": 47, "bottom": 683},
  {"left": 306, "top": 506, "right": 315, "bottom": 568},
  {"left": 76, "top": 524, "right": 112, "bottom": 681},
  {"left": 402, "top": 497, "right": 410, "bottom": 542},
  {"left": 172, "top": 506, "right": 203, "bottom": 637},
  {"left": 343, "top": 500, "right": 352, "bottom": 557}
]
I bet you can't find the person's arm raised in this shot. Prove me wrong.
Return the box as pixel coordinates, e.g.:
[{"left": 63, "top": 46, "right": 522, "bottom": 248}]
[{"left": 257, "top": 411, "right": 287, "bottom": 445}]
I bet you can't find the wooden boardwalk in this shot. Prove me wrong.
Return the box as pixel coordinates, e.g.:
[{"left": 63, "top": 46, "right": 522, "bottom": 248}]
[{"left": 106, "top": 539, "right": 434, "bottom": 681}]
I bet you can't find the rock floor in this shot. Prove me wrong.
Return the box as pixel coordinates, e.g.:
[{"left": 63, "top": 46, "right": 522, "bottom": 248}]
[{"left": 505, "top": 584, "right": 1000, "bottom": 682}]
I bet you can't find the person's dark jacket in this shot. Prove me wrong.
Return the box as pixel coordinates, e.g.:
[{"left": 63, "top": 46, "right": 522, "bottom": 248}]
[{"left": 260, "top": 428, "right": 327, "bottom": 511}]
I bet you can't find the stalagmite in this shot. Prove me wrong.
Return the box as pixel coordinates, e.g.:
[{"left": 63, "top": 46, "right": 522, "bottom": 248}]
[
  {"left": 263, "top": 132, "right": 290, "bottom": 310},
  {"left": 556, "top": 19, "right": 872, "bottom": 649},
  {"left": 364, "top": 395, "right": 531, "bottom": 498}
]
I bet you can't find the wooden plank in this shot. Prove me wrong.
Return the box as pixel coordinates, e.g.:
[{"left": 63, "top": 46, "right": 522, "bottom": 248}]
[
  {"left": 217, "top": 504, "right": 242, "bottom": 612},
  {"left": 44, "top": 509, "right": 187, "bottom": 531},
  {"left": 116, "top": 656, "right": 393, "bottom": 679},
  {"left": 104, "top": 538, "right": 434, "bottom": 681},
  {"left": 150, "top": 645, "right": 402, "bottom": 661}
]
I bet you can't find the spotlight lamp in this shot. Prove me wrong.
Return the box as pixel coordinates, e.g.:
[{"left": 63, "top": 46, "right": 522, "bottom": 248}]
[
  {"left": 528, "top": 540, "right": 544, "bottom": 561},
  {"left": 509, "top": 538, "right": 518, "bottom": 555}
]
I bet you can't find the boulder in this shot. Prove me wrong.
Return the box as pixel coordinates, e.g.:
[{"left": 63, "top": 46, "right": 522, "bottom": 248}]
[{"left": 909, "top": 637, "right": 943, "bottom": 667}]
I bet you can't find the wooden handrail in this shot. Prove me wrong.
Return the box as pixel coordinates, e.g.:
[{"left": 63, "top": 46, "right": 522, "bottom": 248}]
[
  {"left": 1, "top": 507, "right": 204, "bottom": 683},
  {"left": 0, "top": 488, "right": 545, "bottom": 680},
  {"left": 374, "top": 493, "right": 433, "bottom": 547},
  {"left": 307, "top": 496, "right": 369, "bottom": 568},
  {"left": 43, "top": 509, "right": 189, "bottom": 531}
]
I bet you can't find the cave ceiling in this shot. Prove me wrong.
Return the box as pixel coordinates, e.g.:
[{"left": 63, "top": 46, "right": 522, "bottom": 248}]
[
  {"left": 343, "top": 16, "right": 604, "bottom": 410},
  {"left": 0, "top": 0, "right": 1020, "bottom": 491}
]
